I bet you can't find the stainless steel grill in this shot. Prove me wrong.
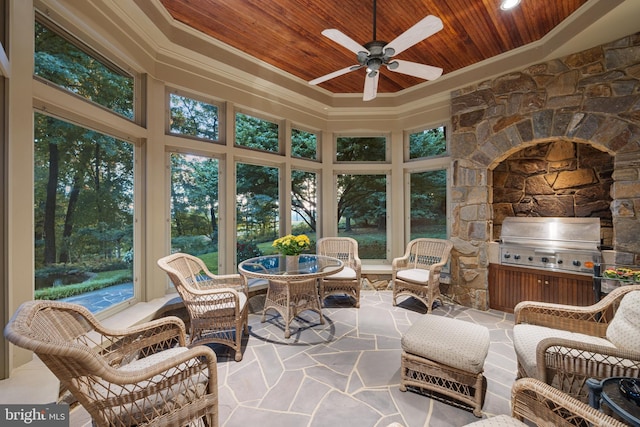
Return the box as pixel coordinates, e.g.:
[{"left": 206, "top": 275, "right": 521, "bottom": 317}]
[{"left": 498, "top": 217, "right": 601, "bottom": 275}]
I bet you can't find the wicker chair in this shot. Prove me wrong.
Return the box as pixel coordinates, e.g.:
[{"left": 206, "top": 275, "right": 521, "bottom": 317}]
[
  {"left": 157, "top": 253, "right": 249, "bottom": 362},
  {"left": 392, "top": 238, "right": 453, "bottom": 313},
  {"left": 463, "top": 378, "right": 626, "bottom": 427},
  {"left": 316, "top": 237, "right": 362, "bottom": 307},
  {"left": 513, "top": 284, "right": 640, "bottom": 402},
  {"left": 3, "top": 300, "right": 218, "bottom": 427}
]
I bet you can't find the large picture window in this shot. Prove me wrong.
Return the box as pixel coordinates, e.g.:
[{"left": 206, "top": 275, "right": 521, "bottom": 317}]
[
  {"left": 236, "top": 163, "right": 280, "bottom": 261},
  {"left": 337, "top": 174, "right": 387, "bottom": 259},
  {"left": 170, "top": 153, "right": 220, "bottom": 273},
  {"left": 410, "top": 169, "right": 447, "bottom": 240},
  {"left": 34, "top": 19, "right": 134, "bottom": 120},
  {"left": 292, "top": 170, "right": 317, "bottom": 236},
  {"left": 34, "top": 113, "right": 134, "bottom": 313}
]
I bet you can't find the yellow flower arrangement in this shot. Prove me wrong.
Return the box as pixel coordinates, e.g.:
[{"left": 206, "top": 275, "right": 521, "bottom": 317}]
[{"left": 272, "top": 234, "right": 311, "bottom": 256}]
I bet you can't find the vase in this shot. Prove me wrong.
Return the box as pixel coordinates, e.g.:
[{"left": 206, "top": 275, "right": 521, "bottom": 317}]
[{"left": 285, "top": 255, "right": 299, "bottom": 272}]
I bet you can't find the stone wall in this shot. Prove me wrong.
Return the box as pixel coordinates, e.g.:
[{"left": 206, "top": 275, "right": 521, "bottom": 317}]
[
  {"left": 492, "top": 141, "right": 614, "bottom": 244},
  {"left": 448, "top": 32, "right": 640, "bottom": 310}
]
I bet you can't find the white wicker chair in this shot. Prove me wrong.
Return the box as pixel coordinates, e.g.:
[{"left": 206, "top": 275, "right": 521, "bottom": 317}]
[
  {"left": 392, "top": 238, "right": 453, "bottom": 313},
  {"left": 157, "top": 252, "right": 249, "bottom": 361},
  {"left": 317, "top": 237, "right": 362, "bottom": 307}
]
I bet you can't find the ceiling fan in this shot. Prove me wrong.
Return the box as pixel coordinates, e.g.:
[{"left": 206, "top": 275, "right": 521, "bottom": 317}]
[{"left": 309, "top": 0, "right": 444, "bottom": 101}]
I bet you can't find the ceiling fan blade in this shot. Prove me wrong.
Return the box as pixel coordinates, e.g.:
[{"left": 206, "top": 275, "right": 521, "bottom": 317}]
[
  {"left": 309, "top": 65, "right": 357, "bottom": 85},
  {"left": 389, "top": 59, "right": 443, "bottom": 81},
  {"left": 321, "top": 29, "right": 367, "bottom": 55},
  {"left": 385, "top": 15, "right": 443, "bottom": 56},
  {"left": 363, "top": 72, "right": 379, "bottom": 101}
]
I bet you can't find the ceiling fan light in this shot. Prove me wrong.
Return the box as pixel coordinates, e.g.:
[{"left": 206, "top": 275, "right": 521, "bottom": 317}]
[{"left": 500, "top": 0, "right": 521, "bottom": 10}]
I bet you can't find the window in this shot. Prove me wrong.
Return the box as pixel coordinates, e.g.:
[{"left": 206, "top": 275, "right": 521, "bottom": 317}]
[
  {"left": 291, "top": 170, "right": 317, "bottom": 236},
  {"left": 336, "top": 136, "right": 386, "bottom": 162},
  {"left": 34, "top": 20, "right": 134, "bottom": 120},
  {"left": 235, "top": 112, "right": 279, "bottom": 153},
  {"left": 236, "top": 163, "right": 280, "bottom": 261},
  {"left": 409, "top": 126, "right": 446, "bottom": 159},
  {"left": 291, "top": 128, "right": 317, "bottom": 160},
  {"left": 409, "top": 169, "right": 447, "bottom": 240},
  {"left": 169, "top": 93, "right": 221, "bottom": 142},
  {"left": 34, "top": 113, "right": 134, "bottom": 313},
  {"left": 337, "top": 174, "right": 387, "bottom": 259},
  {"left": 170, "top": 153, "right": 220, "bottom": 273}
]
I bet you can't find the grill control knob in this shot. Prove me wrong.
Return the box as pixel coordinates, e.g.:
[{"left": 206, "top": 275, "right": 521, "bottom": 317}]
[
  {"left": 557, "top": 260, "right": 563, "bottom": 264},
  {"left": 528, "top": 256, "right": 533, "bottom": 261},
  {"left": 503, "top": 253, "right": 511, "bottom": 259},
  {"left": 572, "top": 260, "right": 581, "bottom": 267},
  {"left": 514, "top": 255, "right": 521, "bottom": 260},
  {"left": 541, "top": 257, "right": 549, "bottom": 263}
]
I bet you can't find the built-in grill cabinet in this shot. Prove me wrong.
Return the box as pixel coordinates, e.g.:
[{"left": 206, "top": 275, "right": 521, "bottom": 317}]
[{"left": 489, "top": 217, "right": 601, "bottom": 312}]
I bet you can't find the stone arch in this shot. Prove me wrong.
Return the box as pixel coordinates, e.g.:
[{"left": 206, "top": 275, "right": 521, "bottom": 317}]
[{"left": 447, "top": 32, "right": 640, "bottom": 310}]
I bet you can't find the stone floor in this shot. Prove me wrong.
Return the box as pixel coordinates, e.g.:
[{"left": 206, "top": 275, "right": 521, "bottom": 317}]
[
  {"left": 209, "top": 290, "right": 517, "bottom": 427},
  {"left": 67, "top": 289, "right": 516, "bottom": 426}
]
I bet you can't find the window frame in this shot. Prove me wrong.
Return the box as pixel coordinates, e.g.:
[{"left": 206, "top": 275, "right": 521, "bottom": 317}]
[
  {"left": 334, "top": 133, "right": 391, "bottom": 163},
  {"left": 405, "top": 123, "right": 449, "bottom": 162},
  {"left": 166, "top": 88, "right": 226, "bottom": 144},
  {"left": 34, "top": 13, "right": 141, "bottom": 125}
]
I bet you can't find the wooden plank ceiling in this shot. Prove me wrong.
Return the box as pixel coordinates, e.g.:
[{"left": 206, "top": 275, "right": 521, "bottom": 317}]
[{"left": 159, "top": 0, "right": 588, "bottom": 95}]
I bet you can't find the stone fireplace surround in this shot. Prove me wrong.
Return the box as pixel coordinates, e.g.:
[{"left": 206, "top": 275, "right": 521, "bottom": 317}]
[{"left": 448, "top": 32, "right": 640, "bottom": 310}]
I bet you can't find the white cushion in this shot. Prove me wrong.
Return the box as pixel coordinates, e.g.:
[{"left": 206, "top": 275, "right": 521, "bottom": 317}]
[
  {"left": 402, "top": 315, "right": 489, "bottom": 374},
  {"left": 397, "top": 268, "right": 429, "bottom": 284},
  {"left": 463, "top": 414, "right": 526, "bottom": 426},
  {"left": 513, "top": 324, "right": 615, "bottom": 379},
  {"left": 325, "top": 266, "right": 356, "bottom": 280},
  {"left": 606, "top": 291, "right": 640, "bottom": 353}
]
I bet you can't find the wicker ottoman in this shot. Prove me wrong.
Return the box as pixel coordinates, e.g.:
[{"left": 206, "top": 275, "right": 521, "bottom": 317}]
[{"left": 400, "top": 315, "right": 490, "bottom": 417}]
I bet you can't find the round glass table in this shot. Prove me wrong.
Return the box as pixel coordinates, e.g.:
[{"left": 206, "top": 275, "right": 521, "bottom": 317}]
[
  {"left": 238, "top": 254, "right": 343, "bottom": 338},
  {"left": 588, "top": 377, "right": 640, "bottom": 427}
]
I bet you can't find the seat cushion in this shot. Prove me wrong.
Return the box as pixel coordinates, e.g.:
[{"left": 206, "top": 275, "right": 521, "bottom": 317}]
[
  {"left": 606, "top": 291, "right": 640, "bottom": 353},
  {"left": 463, "top": 414, "right": 526, "bottom": 426},
  {"left": 513, "top": 324, "right": 615, "bottom": 379},
  {"left": 325, "top": 266, "right": 356, "bottom": 280},
  {"left": 106, "top": 347, "right": 210, "bottom": 424},
  {"left": 396, "top": 268, "right": 429, "bottom": 284},
  {"left": 401, "top": 315, "right": 490, "bottom": 374}
]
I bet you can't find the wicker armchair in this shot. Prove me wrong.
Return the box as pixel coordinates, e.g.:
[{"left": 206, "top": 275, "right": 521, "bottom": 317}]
[
  {"left": 463, "top": 378, "right": 626, "bottom": 427},
  {"left": 316, "top": 237, "right": 362, "bottom": 307},
  {"left": 157, "top": 253, "right": 249, "bottom": 362},
  {"left": 3, "top": 300, "right": 218, "bottom": 427},
  {"left": 392, "top": 238, "right": 453, "bottom": 313},
  {"left": 513, "top": 285, "right": 640, "bottom": 402}
]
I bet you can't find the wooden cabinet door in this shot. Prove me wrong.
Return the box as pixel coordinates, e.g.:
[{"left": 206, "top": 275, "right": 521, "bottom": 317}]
[{"left": 489, "top": 264, "right": 594, "bottom": 312}]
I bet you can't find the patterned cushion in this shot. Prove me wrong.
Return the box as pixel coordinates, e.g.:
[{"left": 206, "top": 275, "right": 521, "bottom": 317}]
[
  {"left": 463, "top": 414, "right": 526, "bottom": 426},
  {"left": 401, "top": 315, "right": 490, "bottom": 374},
  {"left": 397, "top": 268, "right": 429, "bottom": 283},
  {"left": 606, "top": 291, "right": 640, "bottom": 353},
  {"left": 513, "top": 324, "right": 614, "bottom": 379},
  {"left": 325, "top": 266, "right": 356, "bottom": 280}
]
